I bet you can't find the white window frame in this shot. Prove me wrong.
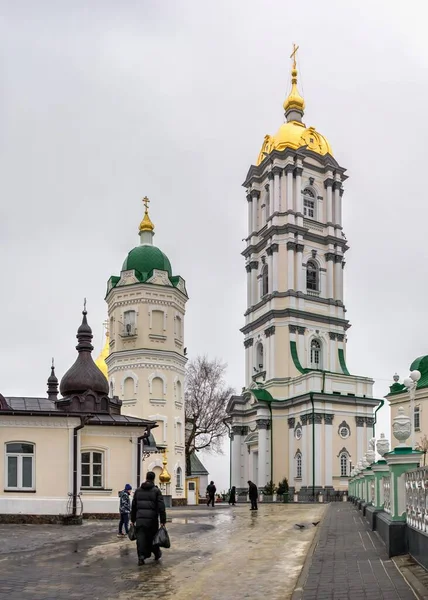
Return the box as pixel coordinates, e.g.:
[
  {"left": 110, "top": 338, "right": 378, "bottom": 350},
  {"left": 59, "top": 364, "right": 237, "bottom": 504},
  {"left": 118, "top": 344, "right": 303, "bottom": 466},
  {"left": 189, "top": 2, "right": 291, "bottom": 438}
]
[
  {"left": 303, "top": 188, "right": 316, "bottom": 219},
  {"left": 310, "top": 339, "right": 322, "bottom": 369},
  {"left": 340, "top": 453, "right": 348, "bottom": 477},
  {"left": 296, "top": 452, "right": 302, "bottom": 479},
  {"left": 414, "top": 406, "right": 421, "bottom": 430},
  {"left": 176, "top": 466, "right": 183, "bottom": 489},
  {"left": 306, "top": 260, "right": 319, "bottom": 292},
  {"left": 5, "top": 442, "right": 35, "bottom": 491},
  {"left": 81, "top": 450, "right": 105, "bottom": 489},
  {"left": 123, "top": 310, "right": 137, "bottom": 336}
]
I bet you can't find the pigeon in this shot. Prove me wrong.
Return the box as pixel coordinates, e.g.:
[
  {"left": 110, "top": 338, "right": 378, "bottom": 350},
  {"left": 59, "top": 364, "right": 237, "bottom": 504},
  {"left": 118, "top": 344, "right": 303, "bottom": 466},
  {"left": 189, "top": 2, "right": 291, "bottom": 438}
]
[
  {"left": 295, "top": 523, "right": 305, "bottom": 529},
  {"left": 312, "top": 521, "right": 320, "bottom": 526}
]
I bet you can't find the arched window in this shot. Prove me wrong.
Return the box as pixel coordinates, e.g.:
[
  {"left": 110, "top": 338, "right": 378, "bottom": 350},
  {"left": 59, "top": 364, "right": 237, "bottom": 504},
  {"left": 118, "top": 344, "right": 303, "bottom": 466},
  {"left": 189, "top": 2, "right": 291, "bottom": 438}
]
[
  {"left": 262, "top": 265, "right": 269, "bottom": 297},
  {"left": 303, "top": 188, "right": 316, "bottom": 219},
  {"left": 176, "top": 466, "right": 183, "bottom": 489},
  {"left": 176, "top": 380, "right": 182, "bottom": 404},
  {"left": 123, "top": 377, "right": 134, "bottom": 401},
  {"left": 296, "top": 452, "right": 302, "bottom": 479},
  {"left": 152, "top": 377, "right": 164, "bottom": 399},
  {"left": 5, "top": 442, "right": 35, "bottom": 490},
  {"left": 310, "top": 339, "right": 322, "bottom": 369},
  {"left": 176, "top": 421, "right": 183, "bottom": 445},
  {"left": 256, "top": 343, "right": 264, "bottom": 371},
  {"left": 340, "top": 453, "right": 348, "bottom": 477},
  {"left": 306, "top": 260, "right": 318, "bottom": 291}
]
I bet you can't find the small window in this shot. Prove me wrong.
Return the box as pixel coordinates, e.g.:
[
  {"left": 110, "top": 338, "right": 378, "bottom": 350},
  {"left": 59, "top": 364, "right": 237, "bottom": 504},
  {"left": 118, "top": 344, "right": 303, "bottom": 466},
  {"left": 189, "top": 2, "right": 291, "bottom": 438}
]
[
  {"left": 152, "top": 377, "right": 164, "bottom": 399},
  {"left": 188, "top": 481, "right": 195, "bottom": 491},
  {"left": 303, "top": 188, "right": 315, "bottom": 219},
  {"left": 310, "top": 339, "right": 322, "bottom": 369},
  {"left": 176, "top": 380, "right": 182, "bottom": 404},
  {"left": 175, "top": 316, "right": 183, "bottom": 339},
  {"left": 176, "top": 421, "right": 183, "bottom": 445},
  {"left": 296, "top": 452, "right": 302, "bottom": 479},
  {"left": 306, "top": 260, "right": 318, "bottom": 291},
  {"left": 123, "top": 310, "right": 136, "bottom": 336},
  {"left": 152, "top": 310, "right": 164, "bottom": 334},
  {"left": 262, "top": 265, "right": 269, "bottom": 297},
  {"left": 256, "top": 343, "right": 264, "bottom": 371},
  {"left": 5, "top": 442, "right": 34, "bottom": 490},
  {"left": 81, "top": 451, "right": 104, "bottom": 488},
  {"left": 340, "top": 453, "right": 348, "bottom": 477},
  {"left": 123, "top": 377, "right": 134, "bottom": 401},
  {"left": 176, "top": 467, "right": 182, "bottom": 489},
  {"left": 414, "top": 406, "right": 420, "bottom": 430}
]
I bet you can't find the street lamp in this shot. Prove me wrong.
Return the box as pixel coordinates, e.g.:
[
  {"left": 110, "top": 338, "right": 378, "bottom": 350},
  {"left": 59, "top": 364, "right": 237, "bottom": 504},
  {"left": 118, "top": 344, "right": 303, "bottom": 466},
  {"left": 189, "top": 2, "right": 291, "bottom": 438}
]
[{"left": 403, "top": 369, "right": 421, "bottom": 449}]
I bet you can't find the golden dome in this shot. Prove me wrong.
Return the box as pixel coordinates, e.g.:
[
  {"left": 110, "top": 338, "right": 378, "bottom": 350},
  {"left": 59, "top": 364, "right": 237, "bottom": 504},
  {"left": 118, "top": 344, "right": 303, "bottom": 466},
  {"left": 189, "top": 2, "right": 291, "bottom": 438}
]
[
  {"left": 283, "top": 66, "right": 305, "bottom": 114},
  {"left": 139, "top": 196, "right": 154, "bottom": 232},
  {"left": 159, "top": 452, "right": 171, "bottom": 484},
  {"left": 95, "top": 328, "right": 109, "bottom": 380}
]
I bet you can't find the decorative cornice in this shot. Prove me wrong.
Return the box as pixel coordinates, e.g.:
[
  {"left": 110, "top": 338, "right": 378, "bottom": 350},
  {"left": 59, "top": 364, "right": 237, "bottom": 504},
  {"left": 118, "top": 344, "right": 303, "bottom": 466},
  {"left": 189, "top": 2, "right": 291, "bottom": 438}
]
[
  {"left": 267, "top": 172, "right": 274, "bottom": 181},
  {"left": 294, "top": 167, "right": 303, "bottom": 177},
  {"left": 324, "top": 178, "right": 334, "bottom": 188},
  {"left": 245, "top": 264, "right": 251, "bottom": 273},
  {"left": 355, "top": 416, "right": 365, "bottom": 427},
  {"left": 295, "top": 243, "right": 304, "bottom": 253},
  {"left": 250, "top": 190, "right": 260, "bottom": 199},
  {"left": 272, "top": 166, "right": 282, "bottom": 176},
  {"left": 329, "top": 332, "right": 337, "bottom": 341},
  {"left": 324, "top": 414, "right": 334, "bottom": 425},
  {"left": 256, "top": 419, "right": 270, "bottom": 430},
  {"left": 288, "top": 417, "right": 295, "bottom": 429},
  {"left": 244, "top": 338, "right": 254, "bottom": 348},
  {"left": 289, "top": 325, "right": 297, "bottom": 334},
  {"left": 271, "top": 243, "right": 279, "bottom": 253},
  {"left": 243, "top": 292, "right": 346, "bottom": 318},
  {"left": 265, "top": 325, "right": 275, "bottom": 337},
  {"left": 325, "top": 252, "right": 335, "bottom": 262},
  {"left": 287, "top": 241, "right": 297, "bottom": 251},
  {"left": 334, "top": 255, "right": 343, "bottom": 264},
  {"left": 249, "top": 260, "right": 259, "bottom": 270},
  {"left": 283, "top": 164, "right": 294, "bottom": 174},
  {"left": 297, "top": 326, "right": 306, "bottom": 335}
]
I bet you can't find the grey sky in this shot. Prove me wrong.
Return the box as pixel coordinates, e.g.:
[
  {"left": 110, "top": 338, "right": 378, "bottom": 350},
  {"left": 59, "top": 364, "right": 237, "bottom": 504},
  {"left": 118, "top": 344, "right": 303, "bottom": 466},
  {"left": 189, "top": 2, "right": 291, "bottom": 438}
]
[{"left": 1, "top": 1, "right": 427, "bottom": 489}]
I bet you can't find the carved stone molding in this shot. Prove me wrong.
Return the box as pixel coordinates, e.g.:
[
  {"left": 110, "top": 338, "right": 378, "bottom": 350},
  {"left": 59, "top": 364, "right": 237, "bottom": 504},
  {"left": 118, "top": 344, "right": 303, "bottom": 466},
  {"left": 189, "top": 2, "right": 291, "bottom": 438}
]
[
  {"left": 366, "top": 417, "right": 375, "bottom": 427},
  {"left": 296, "top": 243, "right": 304, "bottom": 253},
  {"left": 283, "top": 164, "right": 294, "bottom": 174},
  {"left": 333, "top": 181, "right": 342, "bottom": 191},
  {"left": 294, "top": 167, "right": 303, "bottom": 176},
  {"left": 355, "top": 416, "right": 365, "bottom": 427},
  {"left": 246, "top": 194, "right": 252, "bottom": 203},
  {"left": 289, "top": 325, "right": 297, "bottom": 334},
  {"left": 249, "top": 260, "right": 259, "bottom": 270},
  {"left": 325, "top": 252, "right": 335, "bottom": 262},
  {"left": 329, "top": 332, "right": 337, "bottom": 341},
  {"left": 271, "top": 243, "right": 279, "bottom": 253},
  {"left": 324, "top": 414, "right": 334, "bottom": 425},
  {"left": 265, "top": 325, "right": 275, "bottom": 338},
  {"left": 301, "top": 414, "right": 309, "bottom": 425},
  {"left": 339, "top": 188, "right": 344, "bottom": 197},
  {"left": 256, "top": 419, "right": 270, "bottom": 430},
  {"left": 251, "top": 190, "right": 260, "bottom": 199},
  {"left": 244, "top": 338, "right": 254, "bottom": 348},
  {"left": 267, "top": 172, "right": 274, "bottom": 181},
  {"left": 297, "top": 326, "right": 306, "bottom": 335},
  {"left": 308, "top": 413, "right": 323, "bottom": 424},
  {"left": 264, "top": 183, "right": 270, "bottom": 191},
  {"left": 245, "top": 264, "right": 251, "bottom": 273},
  {"left": 337, "top": 334, "right": 345, "bottom": 342},
  {"left": 266, "top": 246, "right": 273, "bottom": 256},
  {"left": 334, "top": 255, "right": 343, "bottom": 264},
  {"left": 287, "top": 241, "right": 296, "bottom": 251},
  {"left": 324, "top": 177, "right": 334, "bottom": 188},
  {"left": 288, "top": 417, "right": 295, "bottom": 429},
  {"left": 272, "top": 166, "right": 282, "bottom": 176}
]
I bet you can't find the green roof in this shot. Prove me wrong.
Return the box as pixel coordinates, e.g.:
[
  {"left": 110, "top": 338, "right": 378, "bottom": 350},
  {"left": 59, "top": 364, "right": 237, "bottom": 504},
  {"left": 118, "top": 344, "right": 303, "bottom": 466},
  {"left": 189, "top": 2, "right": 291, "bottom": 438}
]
[
  {"left": 250, "top": 388, "right": 275, "bottom": 402},
  {"left": 388, "top": 355, "right": 428, "bottom": 396},
  {"left": 189, "top": 452, "right": 208, "bottom": 476},
  {"left": 122, "top": 244, "right": 172, "bottom": 278}
]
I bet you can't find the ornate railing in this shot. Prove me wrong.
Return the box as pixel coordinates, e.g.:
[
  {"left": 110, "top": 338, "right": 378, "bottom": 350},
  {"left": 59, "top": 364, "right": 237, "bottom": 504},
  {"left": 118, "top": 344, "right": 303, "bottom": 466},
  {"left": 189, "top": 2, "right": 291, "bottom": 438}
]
[
  {"left": 370, "top": 478, "right": 375, "bottom": 505},
  {"left": 383, "top": 476, "right": 391, "bottom": 514},
  {"left": 406, "top": 467, "right": 428, "bottom": 534}
]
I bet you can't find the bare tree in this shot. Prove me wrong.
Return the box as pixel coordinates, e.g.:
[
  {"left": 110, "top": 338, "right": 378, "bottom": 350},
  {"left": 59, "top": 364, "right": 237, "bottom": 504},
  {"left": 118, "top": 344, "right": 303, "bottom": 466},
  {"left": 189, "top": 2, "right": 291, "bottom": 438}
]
[
  {"left": 416, "top": 434, "right": 428, "bottom": 467},
  {"left": 185, "top": 356, "right": 234, "bottom": 476}
]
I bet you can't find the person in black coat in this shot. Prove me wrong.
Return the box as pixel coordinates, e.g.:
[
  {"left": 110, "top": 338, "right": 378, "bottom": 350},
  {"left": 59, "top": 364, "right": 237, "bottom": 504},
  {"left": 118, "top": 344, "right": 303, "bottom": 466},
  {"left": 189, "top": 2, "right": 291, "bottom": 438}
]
[
  {"left": 206, "top": 481, "right": 216, "bottom": 507},
  {"left": 248, "top": 480, "right": 258, "bottom": 511},
  {"left": 131, "top": 471, "right": 166, "bottom": 566},
  {"left": 229, "top": 486, "right": 236, "bottom": 506}
]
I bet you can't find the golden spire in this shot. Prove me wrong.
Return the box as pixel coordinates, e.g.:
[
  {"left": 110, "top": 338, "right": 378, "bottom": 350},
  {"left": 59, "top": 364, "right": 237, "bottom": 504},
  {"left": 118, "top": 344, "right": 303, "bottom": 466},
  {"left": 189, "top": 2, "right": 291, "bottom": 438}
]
[
  {"left": 283, "top": 43, "right": 305, "bottom": 117},
  {"left": 139, "top": 196, "right": 155, "bottom": 232},
  {"left": 95, "top": 320, "right": 109, "bottom": 380},
  {"left": 159, "top": 449, "right": 171, "bottom": 484}
]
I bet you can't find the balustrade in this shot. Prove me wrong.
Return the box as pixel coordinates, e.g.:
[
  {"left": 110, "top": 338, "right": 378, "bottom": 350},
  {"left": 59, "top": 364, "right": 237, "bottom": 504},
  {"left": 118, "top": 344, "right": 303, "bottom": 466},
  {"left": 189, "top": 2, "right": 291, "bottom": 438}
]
[
  {"left": 383, "top": 476, "right": 391, "bottom": 514},
  {"left": 406, "top": 466, "right": 428, "bottom": 534},
  {"left": 370, "top": 478, "right": 375, "bottom": 505}
]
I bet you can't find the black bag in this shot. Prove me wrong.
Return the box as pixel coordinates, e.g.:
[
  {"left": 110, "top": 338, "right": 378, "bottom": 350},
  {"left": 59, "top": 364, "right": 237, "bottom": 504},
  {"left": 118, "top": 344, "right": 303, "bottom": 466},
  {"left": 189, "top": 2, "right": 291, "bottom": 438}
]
[
  {"left": 153, "top": 526, "right": 171, "bottom": 548},
  {"left": 128, "top": 523, "right": 136, "bottom": 541}
]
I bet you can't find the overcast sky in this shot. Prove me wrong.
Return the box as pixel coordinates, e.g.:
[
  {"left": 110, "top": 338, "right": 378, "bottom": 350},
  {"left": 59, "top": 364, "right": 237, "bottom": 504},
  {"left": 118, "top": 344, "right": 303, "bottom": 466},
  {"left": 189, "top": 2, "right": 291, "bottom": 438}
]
[{"left": 1, "top": 1, "right": 427, "bottom": 490}]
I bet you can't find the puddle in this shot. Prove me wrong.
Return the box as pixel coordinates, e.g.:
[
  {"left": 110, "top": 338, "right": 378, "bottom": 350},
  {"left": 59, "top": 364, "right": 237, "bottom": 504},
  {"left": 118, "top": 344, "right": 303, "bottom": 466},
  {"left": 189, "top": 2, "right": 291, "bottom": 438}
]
[{"left": 170, "top": 518, "right": 196, "bottom": 524}]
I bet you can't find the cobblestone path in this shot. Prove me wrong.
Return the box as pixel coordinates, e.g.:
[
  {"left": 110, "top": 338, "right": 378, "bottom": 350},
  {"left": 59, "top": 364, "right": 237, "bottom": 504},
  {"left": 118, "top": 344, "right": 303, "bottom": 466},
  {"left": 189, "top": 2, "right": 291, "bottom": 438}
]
[
  {"left": 0, "top": 504, "right": 325, "bottom": 600},
  {"left": 292, "top": 503, "right": 416, "bottom": 600}
]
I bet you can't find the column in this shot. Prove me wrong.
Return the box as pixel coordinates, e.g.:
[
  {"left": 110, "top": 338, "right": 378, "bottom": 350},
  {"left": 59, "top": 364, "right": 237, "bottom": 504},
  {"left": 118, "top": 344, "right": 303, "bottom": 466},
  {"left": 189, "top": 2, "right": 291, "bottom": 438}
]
[
  {"left": 329, "top": 333, "right": 337, "bottom": 372},
  {"left": 288, "top": 418, "right": 295, "bottom": 489},
  {"left": 314, "top": 414, "right": 322, "bottom": 486},
  {"left": 269, "top": 330, "right": 275, "bottom": 380},
  {"left": 251, "top": 190, "right": 260, "bottom": 235},
  {"left": 372, "top": 461, "right": 389, "bottom": 509},
  {"left": 267, "top": 172, "right": 274, "bottom": 217},
  {"left": 257, "top": 420, "right": 269, "bottom": 488},
  {"left": 356, "top": 417, "right": 365, "bottom": 462},
  {"left": 285, "top": 165, "right": 294, "bottom": 212},
  {"left": 325, "top": 253, "right": 334, "bottom": 298},
  {"left": 265, "top": 184, "right": 271, "bottom": 220},
  {"left": 247, "top": 194, "right": 253, "bottom": 234},
  {"left": 295, "top": 164, "right": 303, "bottom": 219},
  {"left": 334, "top": 255, "right": 343, "bottom": 302},
  {"left": 251, "top": 261, "right": 259, "bottom": 304},
  {"left": 287, "top": 242, "right": 295, "bottom": 290},
  {"left": 231, "top": 426, "right": 242, "bottom": 488},
  {"left": 324, "top": 414, "right": 333, "bottom": 487},
  {"left": 267, "top": 248, "right": 273, "bottom": 294},
  {"left": 324, "top": 177, "right": 334, "bottom": 224},
  {"left": 333, "top": 181, "right": 342, "bottom": 227},
  {"left": 246, "top": 264, "right": 252, "bottom": 307},
  {"left": 273, "top": 167, "right": 281, "bottom": 214},
  {"left": 271, "top": 244, "right": 279, "bottom": 292},
  {"left": 296, "top": 243, "right": 304, "bottom": 292},
  {"left": 280, "top": 168, "right": 287, "bottom": 212}
]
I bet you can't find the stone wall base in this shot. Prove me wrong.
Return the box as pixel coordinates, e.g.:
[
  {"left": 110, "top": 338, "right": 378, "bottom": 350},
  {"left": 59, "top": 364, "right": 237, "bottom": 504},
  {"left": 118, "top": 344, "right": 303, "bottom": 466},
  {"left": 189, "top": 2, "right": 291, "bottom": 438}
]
[
  {"left": 407, "top": 526, "right": 428, "bottom": 571},
  {"left": 376, "top": 512, "right": 407, "bottom": 557},
  {"left": 365, "top": 505, "right": 382, "bottom": 531},
  {"left": 172, "top": 498, "right": 187, "bottom": 507}
]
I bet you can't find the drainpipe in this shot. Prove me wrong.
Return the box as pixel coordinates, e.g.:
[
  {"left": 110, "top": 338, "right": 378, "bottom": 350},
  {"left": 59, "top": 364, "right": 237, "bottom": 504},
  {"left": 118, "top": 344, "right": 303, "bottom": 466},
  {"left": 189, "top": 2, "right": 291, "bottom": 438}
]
[
  {"left": 373, "top": 399, "right": 384, "bottom": 438},
  {"left": 137, "top": 429, "right": 151, "bottom": 488},
  {"left": 73, "top": 415, "right": 91, "bottom": 517},
  {"left": 321, "top": 371, "right": 326, "bottom": 394},
  {"left": 309, "top": 392, "right": 315, "bottom": 501},
  {"left": 267, "top": 401, "right": 273, "bottom": 485},
  {"left": 223, "top": 419, "right": 232, "bottom": 491}
]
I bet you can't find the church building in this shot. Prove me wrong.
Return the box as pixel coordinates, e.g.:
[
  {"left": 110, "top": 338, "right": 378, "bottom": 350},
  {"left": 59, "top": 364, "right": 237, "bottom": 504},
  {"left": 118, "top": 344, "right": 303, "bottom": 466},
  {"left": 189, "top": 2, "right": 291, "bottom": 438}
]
[
  {"left": 103, "top": 199, "right": 189, "bottom": 502},
  {"left": 227, "top": 49, "right": 379, "bottom": 498}
]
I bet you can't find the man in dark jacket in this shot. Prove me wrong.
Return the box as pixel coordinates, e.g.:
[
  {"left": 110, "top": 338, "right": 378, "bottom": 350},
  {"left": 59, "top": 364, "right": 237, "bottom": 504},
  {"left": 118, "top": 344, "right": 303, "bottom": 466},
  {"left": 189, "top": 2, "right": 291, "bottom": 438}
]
[
  {"left": 117, "top": 483, "right": 132, "bottom": 537},
  {"left": 248, "top": 480, "right": 258, "bottom": 511},
  {"left": 131, "top": 472, "right": 166, "bottom": 566},
  {"left": 206, "top": 480, "right": 216, "bottom": 507}
]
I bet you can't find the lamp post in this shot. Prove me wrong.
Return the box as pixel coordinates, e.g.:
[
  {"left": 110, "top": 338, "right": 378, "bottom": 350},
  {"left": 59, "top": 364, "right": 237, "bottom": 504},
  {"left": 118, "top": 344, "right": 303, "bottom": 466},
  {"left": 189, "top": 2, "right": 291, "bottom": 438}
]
[{"left": 403, "top": 369, "right": 421, "bottom": 449}]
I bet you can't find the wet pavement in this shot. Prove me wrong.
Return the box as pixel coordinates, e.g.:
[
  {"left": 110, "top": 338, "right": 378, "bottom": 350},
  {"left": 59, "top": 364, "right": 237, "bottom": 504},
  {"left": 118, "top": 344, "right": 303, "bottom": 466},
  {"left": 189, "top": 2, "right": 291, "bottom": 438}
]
[{"left": 0, "top": 503, "right": 325, "bottom": 600}]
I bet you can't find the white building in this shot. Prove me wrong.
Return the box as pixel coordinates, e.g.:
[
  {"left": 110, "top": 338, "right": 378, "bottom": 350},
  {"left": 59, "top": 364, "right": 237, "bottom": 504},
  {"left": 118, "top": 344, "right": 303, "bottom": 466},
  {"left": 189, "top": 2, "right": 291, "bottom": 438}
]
[{"left": 227, "top": 51, "right": 379, "bottom": 498}]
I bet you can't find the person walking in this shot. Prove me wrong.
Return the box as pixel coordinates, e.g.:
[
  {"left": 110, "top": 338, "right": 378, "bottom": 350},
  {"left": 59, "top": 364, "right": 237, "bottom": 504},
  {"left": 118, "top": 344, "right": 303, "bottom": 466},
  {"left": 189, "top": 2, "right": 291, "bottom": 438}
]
[
  {"left": 130, "top": 471, "right": 166, "bottom": 566},
  {"left": 248, "top": 480, "right": 258, "bottom": 511},
  {"left": 229, "top": 486, "right": 236, "bottom": 506},
  {"left": 117, "top": 483, "right": 132, "bottom": 537},
  {"left": 206, "top": 480, "right": 216, "bottom": 507}
]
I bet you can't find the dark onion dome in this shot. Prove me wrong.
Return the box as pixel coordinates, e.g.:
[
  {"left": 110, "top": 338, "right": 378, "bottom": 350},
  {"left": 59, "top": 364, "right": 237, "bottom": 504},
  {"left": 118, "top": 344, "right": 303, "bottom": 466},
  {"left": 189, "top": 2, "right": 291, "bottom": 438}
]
[
  {"left": 121, "top": 244, "right": 172, "bottom": 278},
  {"left": 60, "top": 310, "right": 109, "bottom": 397}
]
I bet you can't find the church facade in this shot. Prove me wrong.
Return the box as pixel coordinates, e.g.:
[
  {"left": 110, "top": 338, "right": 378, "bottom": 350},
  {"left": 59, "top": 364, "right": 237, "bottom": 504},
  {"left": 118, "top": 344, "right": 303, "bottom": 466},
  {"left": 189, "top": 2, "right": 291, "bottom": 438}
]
[
  {"left": 104, "top": 200, "right": 188, "bottom": 501},
  {"left": 227, "top": 51, "right": 379, "bottom": 497}
]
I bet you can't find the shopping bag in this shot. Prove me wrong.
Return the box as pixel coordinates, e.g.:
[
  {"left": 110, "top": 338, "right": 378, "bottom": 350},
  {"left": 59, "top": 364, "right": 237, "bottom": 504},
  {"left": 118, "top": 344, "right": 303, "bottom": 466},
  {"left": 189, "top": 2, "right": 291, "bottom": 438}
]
[
  {"left": 128, "top": 523, "right": 136, "bottom": 541},
  {"left": 153, "top": 525, "right": 171, "bottom": 548}
]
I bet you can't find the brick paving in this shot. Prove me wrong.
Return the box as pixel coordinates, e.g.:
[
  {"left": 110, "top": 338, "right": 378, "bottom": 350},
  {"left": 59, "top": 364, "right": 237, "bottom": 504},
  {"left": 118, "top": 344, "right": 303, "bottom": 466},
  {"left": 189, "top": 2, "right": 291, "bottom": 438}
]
[
  {"left": 292, "top": 503, "right": 417, "bottom": 600},
  {"left": 0, "top": 504, "right": 325, "bottom": 600}
]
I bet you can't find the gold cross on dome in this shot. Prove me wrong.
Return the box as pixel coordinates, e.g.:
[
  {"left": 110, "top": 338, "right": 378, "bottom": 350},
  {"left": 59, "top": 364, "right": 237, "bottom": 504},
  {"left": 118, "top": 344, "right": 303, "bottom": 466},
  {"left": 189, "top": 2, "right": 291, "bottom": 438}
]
[
  {"left": 143, "top": 196, "right": 150, "bottom": 211},
  {"left": 290, "top": 43, "right": 299, "bottom": 69}
]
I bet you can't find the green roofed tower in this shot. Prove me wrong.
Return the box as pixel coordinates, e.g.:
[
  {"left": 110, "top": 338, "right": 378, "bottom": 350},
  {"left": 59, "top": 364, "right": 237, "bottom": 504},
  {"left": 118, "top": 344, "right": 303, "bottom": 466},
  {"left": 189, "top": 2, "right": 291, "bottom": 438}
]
[{"left": 104, "top": 196, "right": 188, "bottom": 502}]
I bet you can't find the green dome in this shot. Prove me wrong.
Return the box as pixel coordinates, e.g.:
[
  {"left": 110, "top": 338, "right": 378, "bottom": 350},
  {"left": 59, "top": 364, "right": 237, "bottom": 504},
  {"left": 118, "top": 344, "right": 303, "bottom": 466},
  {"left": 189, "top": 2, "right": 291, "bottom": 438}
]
[{"left": 122, "top": 244, "right": 172, "bottom": 278}]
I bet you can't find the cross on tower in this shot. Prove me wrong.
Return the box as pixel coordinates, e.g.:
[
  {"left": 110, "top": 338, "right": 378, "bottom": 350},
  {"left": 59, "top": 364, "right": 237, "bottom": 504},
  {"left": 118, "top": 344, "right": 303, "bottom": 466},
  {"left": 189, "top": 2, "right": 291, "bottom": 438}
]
[
  {"left": 143, "top": 196, "right": 150, "bottom": 211},
  {"left": 290, "top": 43, "right": 299, "bottom": 68}
]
